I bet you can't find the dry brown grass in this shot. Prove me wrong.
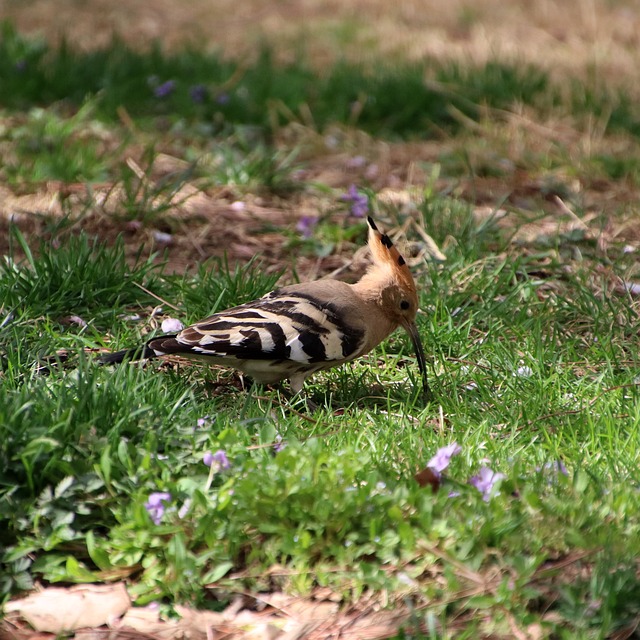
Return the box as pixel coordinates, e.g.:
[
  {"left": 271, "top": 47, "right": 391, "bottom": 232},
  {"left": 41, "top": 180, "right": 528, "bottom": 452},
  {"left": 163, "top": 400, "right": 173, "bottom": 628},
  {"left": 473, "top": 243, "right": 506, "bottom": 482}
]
[{"left": 3, "top": 0, "right": 640, "bottom": 88}]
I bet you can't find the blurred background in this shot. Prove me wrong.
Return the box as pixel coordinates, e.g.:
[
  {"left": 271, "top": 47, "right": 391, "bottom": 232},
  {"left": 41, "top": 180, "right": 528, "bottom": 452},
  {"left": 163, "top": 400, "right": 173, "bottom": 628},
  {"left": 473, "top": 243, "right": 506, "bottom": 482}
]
[{"left": 5, "top": 0, "right": 640, "bottom": 79}]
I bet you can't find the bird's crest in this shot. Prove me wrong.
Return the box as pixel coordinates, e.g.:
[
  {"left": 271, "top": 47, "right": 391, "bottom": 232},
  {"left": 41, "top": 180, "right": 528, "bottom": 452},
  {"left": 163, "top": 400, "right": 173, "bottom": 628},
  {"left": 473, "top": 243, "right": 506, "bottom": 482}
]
[{"left": 366, "top": 216, "right": 416, "bottom": 294}]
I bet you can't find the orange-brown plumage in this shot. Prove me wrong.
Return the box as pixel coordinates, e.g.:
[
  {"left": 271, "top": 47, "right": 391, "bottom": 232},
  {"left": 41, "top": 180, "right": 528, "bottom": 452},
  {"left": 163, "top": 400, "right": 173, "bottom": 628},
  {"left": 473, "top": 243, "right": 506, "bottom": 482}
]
[{"left": 100, "top": 217, "right": 429, "bottom": 398}]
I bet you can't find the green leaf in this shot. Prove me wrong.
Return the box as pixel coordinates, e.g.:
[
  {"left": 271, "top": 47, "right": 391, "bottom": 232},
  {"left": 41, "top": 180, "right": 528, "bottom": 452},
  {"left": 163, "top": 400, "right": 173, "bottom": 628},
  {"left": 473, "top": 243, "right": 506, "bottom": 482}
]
[
  {"left": 203, "top": 561, "right": 233, "bottom": 584},
  {"left": 64, "top": 556, "right": 97, "bottom": 582},
  {"left": 86, "top": 531, "right": 113, "bottom": 571},
  {"left": 99, "top": 444, "right": 112, "bottom": 488},
  {"left": 54, "top": 475, "right": 75, "bottom": 499},
  {"left": 573, "top": 470, "right": 589, "bottom": 494}
]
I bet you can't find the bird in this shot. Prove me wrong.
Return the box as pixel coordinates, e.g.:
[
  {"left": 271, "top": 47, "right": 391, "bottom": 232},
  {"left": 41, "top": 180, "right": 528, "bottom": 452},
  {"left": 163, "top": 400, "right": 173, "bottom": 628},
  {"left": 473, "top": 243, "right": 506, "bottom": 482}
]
[{"left": 99, "top": 217, "right": 429, "bottom": 397}]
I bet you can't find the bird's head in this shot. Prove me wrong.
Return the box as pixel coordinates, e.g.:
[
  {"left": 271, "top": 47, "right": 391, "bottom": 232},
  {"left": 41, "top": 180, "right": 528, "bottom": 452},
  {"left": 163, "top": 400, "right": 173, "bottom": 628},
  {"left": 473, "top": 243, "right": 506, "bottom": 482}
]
[{"left": 357, "top": 216, "right": 429, "bottom": 395}]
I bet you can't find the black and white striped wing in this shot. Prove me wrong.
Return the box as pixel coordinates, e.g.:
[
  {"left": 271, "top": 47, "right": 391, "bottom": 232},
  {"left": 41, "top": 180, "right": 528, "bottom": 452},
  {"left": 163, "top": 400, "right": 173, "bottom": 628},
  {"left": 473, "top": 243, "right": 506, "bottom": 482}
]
[{"left": 147, "top": 289, "right": 366, "bottom": 366}]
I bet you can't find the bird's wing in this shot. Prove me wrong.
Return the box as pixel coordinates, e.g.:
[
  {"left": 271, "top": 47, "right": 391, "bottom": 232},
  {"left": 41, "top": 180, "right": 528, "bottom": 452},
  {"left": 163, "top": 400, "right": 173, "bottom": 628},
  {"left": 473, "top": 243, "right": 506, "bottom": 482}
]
[{"left": 147, "top": 287, "right": 367, "bottom": 365}]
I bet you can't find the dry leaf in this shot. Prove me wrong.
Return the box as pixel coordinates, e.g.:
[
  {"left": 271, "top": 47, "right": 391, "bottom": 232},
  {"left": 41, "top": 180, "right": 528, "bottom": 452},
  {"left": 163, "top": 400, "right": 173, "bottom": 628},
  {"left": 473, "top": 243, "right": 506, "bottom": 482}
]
[
  {"left": 4, "top": 583, "right": 130, "bottom": 634},
  {"left": 414, "top": 467, "right": 441, "bottom": 491},
  {"left": 117, "top": 603, "right": 285, "bottom": 640}
]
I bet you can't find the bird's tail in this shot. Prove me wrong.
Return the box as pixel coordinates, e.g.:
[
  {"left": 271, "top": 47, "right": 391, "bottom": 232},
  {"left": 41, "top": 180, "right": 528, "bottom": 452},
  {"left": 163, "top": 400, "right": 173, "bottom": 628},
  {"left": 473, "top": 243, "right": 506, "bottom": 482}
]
[{"left": 97, "top": 344, "right": 158, "bottom": 365}]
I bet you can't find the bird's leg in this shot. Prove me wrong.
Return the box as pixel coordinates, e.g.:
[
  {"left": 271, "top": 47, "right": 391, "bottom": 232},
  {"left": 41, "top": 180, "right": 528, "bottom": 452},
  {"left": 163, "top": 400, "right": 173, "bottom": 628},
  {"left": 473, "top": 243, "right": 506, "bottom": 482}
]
[
  {"left": 288, "top": 373, "right": 319, "bottom": 411},
  {"left": 294, "top": 393, "right": 319, "bottom": 413},
  {"left": 238, "top": 375, "right": 319, "bottom": 411},
  {"left": 238, "top": 374, "right": 256, "bottom": 392}
]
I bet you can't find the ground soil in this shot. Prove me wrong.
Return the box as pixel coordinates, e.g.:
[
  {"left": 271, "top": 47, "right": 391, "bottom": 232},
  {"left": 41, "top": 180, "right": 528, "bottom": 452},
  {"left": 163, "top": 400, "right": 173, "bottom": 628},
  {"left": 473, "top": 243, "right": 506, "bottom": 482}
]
[{"left": 1, "top": 0, "right": 639, "bottom": 278}]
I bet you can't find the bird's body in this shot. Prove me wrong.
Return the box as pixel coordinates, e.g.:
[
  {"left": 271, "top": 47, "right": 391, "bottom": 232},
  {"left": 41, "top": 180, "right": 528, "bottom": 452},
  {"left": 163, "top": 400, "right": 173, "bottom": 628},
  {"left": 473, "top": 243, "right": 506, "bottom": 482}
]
[{"left": 100, "top": 217, "right": 429, "bottom": 396}]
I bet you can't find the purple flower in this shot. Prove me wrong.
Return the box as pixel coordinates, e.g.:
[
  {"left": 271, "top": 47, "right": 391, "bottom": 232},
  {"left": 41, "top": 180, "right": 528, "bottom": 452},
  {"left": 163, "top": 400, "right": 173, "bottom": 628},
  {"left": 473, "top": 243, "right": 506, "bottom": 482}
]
[
  {"left": 469, "top": 467, "right": 505, "bottom": 501},
  {"left": 212, "top": 450, "right": 230, "bottom": 469},
  {"left": 296, "top": 215, "right": 318, "bottom": 239},
  {"left": 189, "top": 84, "right": 207, "bottom": 103},
  {"left": 346, "top": 155, "right": 366, "bottom": 169},
  {"left": 341, "top": 184, "right": 369, "bottom": 218},
  {"left": 215, "top": 92, "right": 230, "bottom": 105},
  {"left": 153, "top": 230, "right": 173, "bottom": 244},
  {"left": 154, "top": 80, "right": 176, "bottom": 98},
  {"left": 274, "top": 434, "right": 286, "bottom": 452},
  {"left": 538, "top": 460, "right": 569, "bottom": 477},
  {"left": 178, "top": 499, "right": 191, "bottom": 519},
  {"left": 204, "top": 449, "right": 230, "bottom": 470},
  {"left": 144, "top": 492, "right": 171, "bottom": 525},
  {"left": 427, "top": 442, "right": 462, "bottom": 478},
  {"left": 66, "top": 315, "right": 87, "bottom": 328}
]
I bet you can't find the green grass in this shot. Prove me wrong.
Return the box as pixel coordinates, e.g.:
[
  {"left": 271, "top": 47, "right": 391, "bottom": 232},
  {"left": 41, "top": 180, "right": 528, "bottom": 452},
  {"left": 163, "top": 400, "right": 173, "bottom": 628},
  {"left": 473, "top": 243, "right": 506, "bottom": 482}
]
[
  {"left": 1, "top": 21, "right": 638, "bottom": 142},
  {"left": 1, "top": 103, "right": 112, "bottom": 184},
  {"left": 2, "top": 196, "right": 640, "bottom": 636}
]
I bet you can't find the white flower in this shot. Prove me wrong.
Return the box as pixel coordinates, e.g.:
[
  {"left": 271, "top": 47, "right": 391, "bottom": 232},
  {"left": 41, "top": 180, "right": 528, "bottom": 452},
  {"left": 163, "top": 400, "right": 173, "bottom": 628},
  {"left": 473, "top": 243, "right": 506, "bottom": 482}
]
[{"left": 161, "top": 317, "right": 184, "bottom": 333}]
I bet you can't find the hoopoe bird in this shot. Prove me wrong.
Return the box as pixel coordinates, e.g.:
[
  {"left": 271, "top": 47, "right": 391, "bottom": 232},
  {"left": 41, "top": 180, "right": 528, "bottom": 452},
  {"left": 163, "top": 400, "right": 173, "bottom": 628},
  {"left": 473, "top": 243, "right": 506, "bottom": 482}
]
[{"left": 99, "top": 217, "right": 429, "bottom": 397}]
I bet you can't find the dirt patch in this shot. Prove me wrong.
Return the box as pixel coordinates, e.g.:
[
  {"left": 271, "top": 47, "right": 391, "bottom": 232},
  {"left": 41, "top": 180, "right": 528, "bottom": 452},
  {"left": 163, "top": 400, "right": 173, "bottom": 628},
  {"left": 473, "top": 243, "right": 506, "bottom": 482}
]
[{"left": 2, "top": 134, "right": 638, "bottom": 281}]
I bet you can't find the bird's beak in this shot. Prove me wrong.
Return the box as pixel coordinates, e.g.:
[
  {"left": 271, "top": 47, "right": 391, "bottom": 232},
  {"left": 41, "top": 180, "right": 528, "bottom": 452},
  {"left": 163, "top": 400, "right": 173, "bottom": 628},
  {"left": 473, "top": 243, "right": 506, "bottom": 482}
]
[{"left": 403, "top": 320, "right": 430, "bottom": 398}]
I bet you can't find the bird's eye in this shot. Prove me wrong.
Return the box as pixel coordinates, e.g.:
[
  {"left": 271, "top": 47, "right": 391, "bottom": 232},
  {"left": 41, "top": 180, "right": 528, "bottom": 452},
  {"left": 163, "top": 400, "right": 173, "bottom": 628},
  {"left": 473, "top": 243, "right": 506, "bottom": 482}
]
[{"left": 400, "top": 300, "right": 410, "bottom": 310}]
